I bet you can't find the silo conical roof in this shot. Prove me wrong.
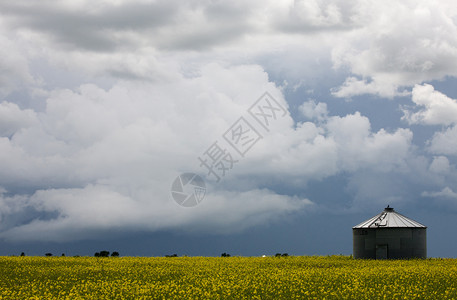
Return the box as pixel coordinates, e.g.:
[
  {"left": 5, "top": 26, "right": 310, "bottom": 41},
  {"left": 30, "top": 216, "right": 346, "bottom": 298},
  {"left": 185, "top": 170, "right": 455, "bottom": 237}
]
[{"left": 353, "top": 206, "right": 426, "bottom": 228}]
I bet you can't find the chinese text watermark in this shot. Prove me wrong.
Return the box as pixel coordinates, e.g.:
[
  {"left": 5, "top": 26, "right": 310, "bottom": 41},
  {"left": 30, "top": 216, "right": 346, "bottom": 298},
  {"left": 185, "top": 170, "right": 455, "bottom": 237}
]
[{"left": 171, "top": 92, "right": 288, "bottom": 207}]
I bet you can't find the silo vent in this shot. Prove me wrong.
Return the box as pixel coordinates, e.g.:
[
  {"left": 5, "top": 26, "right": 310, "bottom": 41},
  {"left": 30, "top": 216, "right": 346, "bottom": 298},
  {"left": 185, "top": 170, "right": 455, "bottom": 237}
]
[{"left": 384, "top": 205, "right": 394, "bottom": 212}]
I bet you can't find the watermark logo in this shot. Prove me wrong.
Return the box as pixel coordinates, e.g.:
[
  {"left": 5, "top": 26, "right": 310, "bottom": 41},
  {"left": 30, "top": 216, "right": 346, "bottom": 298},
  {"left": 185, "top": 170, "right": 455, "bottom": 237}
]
[
  {"left": 170, "top": 173, "right": 206, "bottom": 207},
  {"left": 222, "top": 117, "right": 262, "bottom": 157},
  {"left": 248, "top": 92, "right": 287, "bottom": 131},
  {"left": 170, "top": 92, "right": 287, "bottom": 207}
]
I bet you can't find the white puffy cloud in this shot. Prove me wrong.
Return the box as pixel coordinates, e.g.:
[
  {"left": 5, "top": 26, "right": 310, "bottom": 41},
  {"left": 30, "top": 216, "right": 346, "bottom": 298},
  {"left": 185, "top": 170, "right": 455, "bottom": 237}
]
[
  {"left": 243, "top": 120, "right": 339, "bottom": 180},
  {"left": 327, "top": 114, "right": 412, "bottom": 172},
  {"left": 299, "top": 100, "right": 328, "bottom": 122},
  {"left": 331, "top": 0, "right": 457, "bottom": 98},
  {"left": 237, "top": 101, "right": 414, "bottom": 184},
  {"left": 331, "top": 77, "right": 409, "bottom": 99},
  {"left": 400, "top": 84, "right": 457, "bottom": 156},
  {"left": 403, "top": 84, "right": 457, "bottom": 126},
  {"left": 0, "top": 102, "right": 38, "bottom": 137},
  {"left": 428, "top": 125, "right": 457, "bottom": 156}
]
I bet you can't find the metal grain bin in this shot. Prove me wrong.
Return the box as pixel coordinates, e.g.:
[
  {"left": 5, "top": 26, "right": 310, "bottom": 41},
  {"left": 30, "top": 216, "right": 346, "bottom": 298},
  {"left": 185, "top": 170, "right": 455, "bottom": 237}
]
[{"left": 353, "top": 206, "right": 426, "bottom": 259}]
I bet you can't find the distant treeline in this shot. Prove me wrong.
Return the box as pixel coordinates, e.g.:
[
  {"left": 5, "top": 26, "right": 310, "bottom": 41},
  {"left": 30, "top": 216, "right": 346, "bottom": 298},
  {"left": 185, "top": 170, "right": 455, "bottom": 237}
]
[
  {"left": 17, "top": 251, "right": 120, "bottom": 257},
  {"left": 18, "top": 251, "right": 292, "bottom": 257}
]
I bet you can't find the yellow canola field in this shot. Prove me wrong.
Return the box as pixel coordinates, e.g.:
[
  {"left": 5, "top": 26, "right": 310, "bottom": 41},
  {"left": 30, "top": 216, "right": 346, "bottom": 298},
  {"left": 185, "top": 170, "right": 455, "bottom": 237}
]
[{"left": 1, "top": 256, "right": 456, "bottom": 299}]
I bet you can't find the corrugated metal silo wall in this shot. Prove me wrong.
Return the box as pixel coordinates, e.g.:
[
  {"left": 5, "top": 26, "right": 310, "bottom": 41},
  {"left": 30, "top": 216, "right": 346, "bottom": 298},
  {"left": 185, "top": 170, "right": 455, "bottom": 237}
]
[{"left": 353, "top": 228, "right": 426, "bottom": 259}]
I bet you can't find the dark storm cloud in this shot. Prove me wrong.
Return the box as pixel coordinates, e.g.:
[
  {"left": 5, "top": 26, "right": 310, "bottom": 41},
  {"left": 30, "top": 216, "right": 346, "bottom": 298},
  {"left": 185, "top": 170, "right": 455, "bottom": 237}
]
[
  {"left": 0, "top": 1, "right": 179, "bottom": 51},
  {"left": 0, "top": 0, "right": 255, "bottom": 52}
]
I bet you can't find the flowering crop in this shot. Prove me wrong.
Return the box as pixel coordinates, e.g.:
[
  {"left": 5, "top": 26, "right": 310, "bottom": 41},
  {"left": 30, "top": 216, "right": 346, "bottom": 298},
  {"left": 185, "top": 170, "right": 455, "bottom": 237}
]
[{"left": 0, "top": 256, "right": 456, "bottom": 299}]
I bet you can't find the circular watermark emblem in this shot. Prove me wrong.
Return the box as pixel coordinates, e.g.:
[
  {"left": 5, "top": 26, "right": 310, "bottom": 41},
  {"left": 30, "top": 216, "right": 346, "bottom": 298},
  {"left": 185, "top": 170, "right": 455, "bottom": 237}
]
[{"left": 170, "top": 173, "right": 206, "bottom": 207}]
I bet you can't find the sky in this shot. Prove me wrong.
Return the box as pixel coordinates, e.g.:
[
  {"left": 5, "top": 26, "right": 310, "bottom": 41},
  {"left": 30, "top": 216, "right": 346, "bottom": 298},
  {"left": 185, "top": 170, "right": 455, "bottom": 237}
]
[{"left": 0, "top": 0, "right": 457, "bottom": 257}]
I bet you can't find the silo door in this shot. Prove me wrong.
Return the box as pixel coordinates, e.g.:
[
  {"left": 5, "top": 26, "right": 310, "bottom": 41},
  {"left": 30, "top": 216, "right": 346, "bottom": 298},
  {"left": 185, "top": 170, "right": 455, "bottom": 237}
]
[{"left": 376, "top": 244, "right": 388, "bottom": 259}]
